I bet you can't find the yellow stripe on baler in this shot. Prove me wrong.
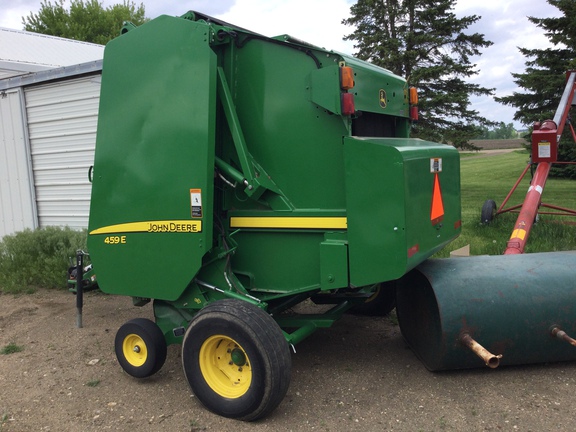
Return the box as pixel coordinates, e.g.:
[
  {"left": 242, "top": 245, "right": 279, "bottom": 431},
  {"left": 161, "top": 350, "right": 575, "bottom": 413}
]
[
  {"left": 90, "top": 220, "right": 202, "bottom": 235},
  {"left": 229, "top": 217, "right": 347, "bottom": 229}
]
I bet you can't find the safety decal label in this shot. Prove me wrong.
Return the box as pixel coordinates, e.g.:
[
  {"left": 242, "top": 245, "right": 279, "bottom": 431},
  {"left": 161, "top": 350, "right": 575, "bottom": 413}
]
[
  {"left": 430, "top": 158, "right": 442, "bottom": 173},
  {"left": 538, "top": 141, "right": 551, "bottom": 158},
  {"left": 190, "top": 189, "right": 202, "bottom": 218}
]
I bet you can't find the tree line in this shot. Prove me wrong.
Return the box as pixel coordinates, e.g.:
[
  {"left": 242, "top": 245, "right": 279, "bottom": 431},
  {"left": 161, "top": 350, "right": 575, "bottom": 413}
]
[{"left": 474, "top": 122, "right": 518, "bottom": 140}]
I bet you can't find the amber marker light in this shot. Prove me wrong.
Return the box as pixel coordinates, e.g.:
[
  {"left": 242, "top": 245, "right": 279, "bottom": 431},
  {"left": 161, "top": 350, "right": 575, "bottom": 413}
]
[
  {"left": 409, "top": 87, "right": 419, "bottom": 121},
  {"left": 340, "top": 66, "right": 354, "bottom": 90}
]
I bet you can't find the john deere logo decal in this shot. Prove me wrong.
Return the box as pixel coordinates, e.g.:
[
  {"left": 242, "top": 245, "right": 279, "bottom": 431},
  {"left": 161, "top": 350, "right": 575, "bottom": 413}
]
[{"left": 379, "top": 89, "right": 387, "bottom": 108}]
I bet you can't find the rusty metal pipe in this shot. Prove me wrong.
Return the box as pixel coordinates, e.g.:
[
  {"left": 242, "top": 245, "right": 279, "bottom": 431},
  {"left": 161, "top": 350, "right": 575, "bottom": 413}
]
[
  {"left": 551, "top": 326, "right": 576, "bottom": 347},
  {"left": 459, "top": 333, "right": 502, "bottom": 369}
]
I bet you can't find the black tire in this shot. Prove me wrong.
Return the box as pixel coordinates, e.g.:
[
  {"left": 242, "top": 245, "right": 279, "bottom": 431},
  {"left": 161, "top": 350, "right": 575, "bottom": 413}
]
[
  {"left": 350, "top": 281, "right": 396, "bottom": 316},
  {"left": 114, "top": 318, "right": 167, "bottom": 378},
  {"left": 182, "top": 299, "right": 291, "bottom": 421},
  {"left": 481, "top": 199, "right": 497, "bottom": 224}
]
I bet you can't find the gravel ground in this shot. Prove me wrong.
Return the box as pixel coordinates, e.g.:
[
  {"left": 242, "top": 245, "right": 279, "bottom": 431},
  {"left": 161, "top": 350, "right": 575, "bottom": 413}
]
[{"left": 1, "top": 289, "right": 576, "bottom": 431}]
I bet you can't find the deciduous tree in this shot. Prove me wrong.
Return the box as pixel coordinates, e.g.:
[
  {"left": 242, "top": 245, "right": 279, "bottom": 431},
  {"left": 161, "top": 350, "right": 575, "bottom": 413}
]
[{"left": 22, "top": 0, "right": 148, "bottom": 45}]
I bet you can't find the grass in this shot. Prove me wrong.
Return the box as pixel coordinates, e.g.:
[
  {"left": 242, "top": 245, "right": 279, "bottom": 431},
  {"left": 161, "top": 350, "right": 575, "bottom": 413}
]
[
  {"left": 1, "top": 413, "right": 8, "bottom": 428},
  {"left": 190, "top": 419, "right": 206, "bottom": 431},
  {"left": 86, "top": 379, "right": 100, "bottom": 387},
  {"left": 1, "top": 342, "right": 24, "bottom": 355},
  {"left": 434, "top": 150, "right": 576, "bottom": 257}
]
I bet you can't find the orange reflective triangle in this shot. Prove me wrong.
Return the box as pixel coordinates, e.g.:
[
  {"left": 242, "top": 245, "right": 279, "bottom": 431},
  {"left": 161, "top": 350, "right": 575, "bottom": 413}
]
[{"left": 431, "top": 173, "right": 444, "bottom": 224}]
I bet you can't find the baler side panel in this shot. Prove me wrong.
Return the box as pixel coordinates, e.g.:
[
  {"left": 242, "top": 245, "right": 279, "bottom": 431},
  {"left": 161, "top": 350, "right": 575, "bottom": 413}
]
[
  {"left": 216, "top": 38, "right": 353, "bottom": 294},
  {"left": 87, "top": 16, "right": 216, "bottom": 301},
  {"left": 344, "top": 137, "right": 461, "bottom": 287},
  {"left": 222, "top": 38, "right": 350, "bottom": 211}
]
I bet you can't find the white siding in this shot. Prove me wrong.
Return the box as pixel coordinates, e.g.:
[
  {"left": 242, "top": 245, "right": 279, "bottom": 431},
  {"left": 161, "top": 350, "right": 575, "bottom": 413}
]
[
  {"left": 25, "top": 76, "right": 100, "bottom": 229},
  {"left": 0, "top": 88, "right": 37, "bottom": 237}
]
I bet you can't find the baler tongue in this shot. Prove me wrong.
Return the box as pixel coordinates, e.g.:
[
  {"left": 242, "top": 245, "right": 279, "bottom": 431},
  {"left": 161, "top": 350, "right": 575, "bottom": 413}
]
[{"left": 396, "top": 251, "right": 576, "bottom": 371}]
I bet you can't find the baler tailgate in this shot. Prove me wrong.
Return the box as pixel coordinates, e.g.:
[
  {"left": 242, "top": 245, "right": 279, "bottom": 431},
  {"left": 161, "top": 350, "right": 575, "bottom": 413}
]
[{"left": 87, "top": 16, "right": 217, "bottom": 301}]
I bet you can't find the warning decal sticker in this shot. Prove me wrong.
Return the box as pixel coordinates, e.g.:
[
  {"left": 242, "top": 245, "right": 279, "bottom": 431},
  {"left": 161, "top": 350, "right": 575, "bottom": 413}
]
[
  {"left": 430, "top": 158, "right": 442, "bottom": 173},
  {"left": 430, "top": 173, "right": 445, "bottom": 225},
  {"left": 538, "top": 141, "right": 551, "bottom": 158},
  {"left": 190, "top": 189, "right": 202, "bottom": 218}
]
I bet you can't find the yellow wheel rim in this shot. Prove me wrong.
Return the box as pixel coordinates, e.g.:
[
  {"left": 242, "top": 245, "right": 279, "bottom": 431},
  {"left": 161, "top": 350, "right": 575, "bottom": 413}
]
[
  {"left": 199, "top": 335, "right": 252, "bottom": 398},
  {"left": 123, "top": 333, "right": 148, "bottom": 367}
]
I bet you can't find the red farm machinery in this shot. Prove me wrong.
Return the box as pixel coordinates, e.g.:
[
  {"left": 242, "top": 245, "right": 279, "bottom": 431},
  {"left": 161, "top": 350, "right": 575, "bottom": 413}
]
[{"left": 481, "top": 70, "right": 576, "bottom": 255}]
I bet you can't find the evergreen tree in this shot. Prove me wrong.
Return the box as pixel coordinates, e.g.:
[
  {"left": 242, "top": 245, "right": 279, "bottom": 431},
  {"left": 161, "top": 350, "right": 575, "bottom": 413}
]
[
  {"left": 496, "top": 0, "right": 576, "bottom": 178},
  {"left": 343, "top": 0, "right": 495, "bottom": 149},
  {"left": 22, "top": 0, "right": 148, "bottom": 45}
]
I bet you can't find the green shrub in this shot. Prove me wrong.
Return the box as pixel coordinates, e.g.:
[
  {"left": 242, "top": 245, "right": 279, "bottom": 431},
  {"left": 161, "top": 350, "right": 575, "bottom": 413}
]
[
  {"left": 0, "top": 227, "right": 87, "bottom": 294},
  {"left": 1, "top": 342, "right": 24, "bottom": 355}
]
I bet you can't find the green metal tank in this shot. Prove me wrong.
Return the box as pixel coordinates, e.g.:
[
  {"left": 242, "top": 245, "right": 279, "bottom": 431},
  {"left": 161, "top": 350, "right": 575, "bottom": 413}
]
[{"left": 396, "top": 251, "right": 576, "bottom": 371}]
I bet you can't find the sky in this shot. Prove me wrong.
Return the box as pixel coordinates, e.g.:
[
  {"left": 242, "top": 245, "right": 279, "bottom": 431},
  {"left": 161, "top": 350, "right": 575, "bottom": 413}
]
[{"left": 0, "top": 0, "right": 563, "bottom": 129}]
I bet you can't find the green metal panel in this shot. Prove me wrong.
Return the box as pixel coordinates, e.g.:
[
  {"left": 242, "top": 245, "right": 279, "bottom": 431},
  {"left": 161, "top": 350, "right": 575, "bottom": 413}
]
[
  {"left": 229, "top": 231, "right": 325, "bottom": 294},
  {"left": 319, "top": 237, "right": 349, "bottom": 290},
  {"left": 309, "top": 65, "right": 342, "bottom": 114},
  {"left": 344, "top": 137, "right": 461, "bottom": 287},
  {"left": 87, "top": 15, "right": 216, "bottom": 300},
  {"left": 396, "top": 252, "right": 576, "bottom": 370},
  {"left": 214, "top": 36, "right": 353, "bottom": 295},
  {"left": 220, "top": 38, "right": 350, "bottom": 211},
  {"left": 341, "top": 55, "right": 409, "bottom": 117}
]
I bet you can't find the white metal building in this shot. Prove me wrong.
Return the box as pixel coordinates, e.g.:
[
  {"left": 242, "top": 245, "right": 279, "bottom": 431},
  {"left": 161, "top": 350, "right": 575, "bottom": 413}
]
[
  {"left": 0, "top": 27, "right": 104, "bottom": 79},
  {"left": 0, "top": 28, "right": 104, "bottom": 238}
]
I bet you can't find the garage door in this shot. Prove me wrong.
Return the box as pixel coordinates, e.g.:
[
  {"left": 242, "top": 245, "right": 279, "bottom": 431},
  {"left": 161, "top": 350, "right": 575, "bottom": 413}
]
[{"left": 25, "top": 75, "right": 100, "bottom": 229}]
